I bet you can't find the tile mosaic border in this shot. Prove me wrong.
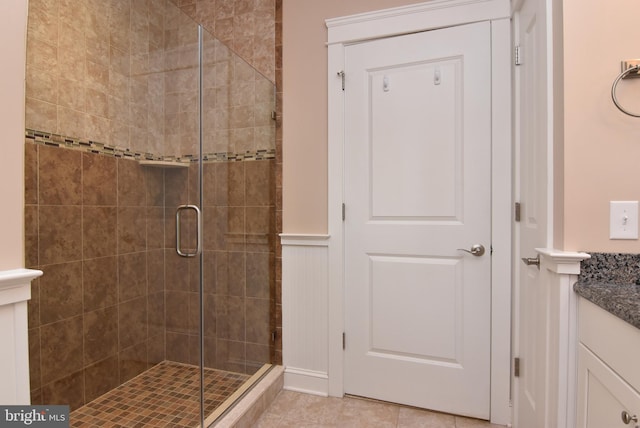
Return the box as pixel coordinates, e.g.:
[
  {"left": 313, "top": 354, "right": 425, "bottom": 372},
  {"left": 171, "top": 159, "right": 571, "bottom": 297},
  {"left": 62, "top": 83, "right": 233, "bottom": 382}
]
[{"left": 25, "top": 129, "right": 276, "bottom": 163}]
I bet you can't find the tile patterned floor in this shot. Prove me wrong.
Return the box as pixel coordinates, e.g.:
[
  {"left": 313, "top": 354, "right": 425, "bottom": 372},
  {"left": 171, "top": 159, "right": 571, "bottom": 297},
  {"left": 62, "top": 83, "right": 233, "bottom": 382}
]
[
  {"left": 70, "top": 361, "right": 249, "bottom": 427},
  {"left": 254, "top": 390, "right": 506, "bottom": 428}
]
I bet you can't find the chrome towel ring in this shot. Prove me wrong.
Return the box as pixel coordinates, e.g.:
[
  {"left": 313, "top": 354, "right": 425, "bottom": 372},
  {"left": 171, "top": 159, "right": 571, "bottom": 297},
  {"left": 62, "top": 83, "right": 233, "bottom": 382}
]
[{"left": 611, "top": 62, "right": 640, "bottom": 117}]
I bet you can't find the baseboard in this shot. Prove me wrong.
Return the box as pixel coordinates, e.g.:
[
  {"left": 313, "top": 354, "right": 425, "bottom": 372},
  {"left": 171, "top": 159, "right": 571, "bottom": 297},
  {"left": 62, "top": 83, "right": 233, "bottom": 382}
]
[{"left": 283, "top": 367, "right": 329, "bottom": 397}]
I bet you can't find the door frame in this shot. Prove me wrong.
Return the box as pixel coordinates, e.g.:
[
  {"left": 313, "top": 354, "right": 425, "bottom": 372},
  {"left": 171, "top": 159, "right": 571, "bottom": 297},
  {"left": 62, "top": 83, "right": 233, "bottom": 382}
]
[{"left": 326, "top": 1, "right": 512, "bottom": 424}]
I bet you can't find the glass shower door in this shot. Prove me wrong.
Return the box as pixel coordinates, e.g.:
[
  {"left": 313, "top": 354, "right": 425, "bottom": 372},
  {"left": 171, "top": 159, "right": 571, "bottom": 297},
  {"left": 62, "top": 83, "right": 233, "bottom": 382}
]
[
  {"left": 198, "top": 21, "right": 277, "bottom": 427},
  {"left": 170, "top": 18, "right": 277, "bottom": 426}
]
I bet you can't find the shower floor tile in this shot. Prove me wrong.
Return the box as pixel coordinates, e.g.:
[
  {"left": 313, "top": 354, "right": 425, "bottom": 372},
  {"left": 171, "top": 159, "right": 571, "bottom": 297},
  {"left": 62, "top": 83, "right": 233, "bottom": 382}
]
[{"left": 70, "top": 361, "right": 249, "bottom": 427}]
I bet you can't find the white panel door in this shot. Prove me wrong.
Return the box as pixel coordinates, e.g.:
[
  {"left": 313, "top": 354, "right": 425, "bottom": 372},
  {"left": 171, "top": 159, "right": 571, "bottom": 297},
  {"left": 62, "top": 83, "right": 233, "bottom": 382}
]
[
  {"left": 344, "top": 22, "right": 492, "bottom": 419},
  {"left": 513, "top": 0, "right": 550, "bottom": 426}
]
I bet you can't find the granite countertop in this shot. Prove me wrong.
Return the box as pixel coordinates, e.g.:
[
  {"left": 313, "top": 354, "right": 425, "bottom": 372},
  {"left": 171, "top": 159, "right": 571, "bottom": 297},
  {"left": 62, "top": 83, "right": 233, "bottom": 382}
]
[{"left": 574, "top": 253, "right": 640, "bottom": 330}]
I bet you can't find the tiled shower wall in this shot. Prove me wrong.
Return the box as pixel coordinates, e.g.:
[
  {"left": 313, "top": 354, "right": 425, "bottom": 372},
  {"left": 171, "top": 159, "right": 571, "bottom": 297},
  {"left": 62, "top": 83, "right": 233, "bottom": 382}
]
[
  {"left": 25, "top": 143, "right": 167, "bottom": 409},
  {"left": 24, "top": 0, "right": 278, "bottom": 410},
  {"left": 25, "top": 142, "right": 275, "bottom": 409},
  {"left": 170, "top": 0, "right": 276, "bottom": 83},
  {"left": 26, "top": 0, "right": 168, "bottom": 154},
  {"left": 171, "top": 0, "right": 284, "bottom": 368},
  {"left": 26, "top": 0, "right": 275, "bottom": 159},
  {"left": 162, "top": 161, "right": 274, "bottom": 373}
]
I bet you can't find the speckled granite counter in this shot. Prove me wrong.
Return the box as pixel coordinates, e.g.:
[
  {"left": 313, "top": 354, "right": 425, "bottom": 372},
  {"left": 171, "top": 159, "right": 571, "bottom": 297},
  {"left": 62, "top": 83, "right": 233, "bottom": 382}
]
[{"left": 574, "top": 253, "right": 640, "bottom": 330}]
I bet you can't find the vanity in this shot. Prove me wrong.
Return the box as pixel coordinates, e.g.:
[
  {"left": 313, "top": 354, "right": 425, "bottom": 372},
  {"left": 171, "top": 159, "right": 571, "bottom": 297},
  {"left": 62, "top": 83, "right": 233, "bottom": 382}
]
[{"left": 574, "top": 254, "right": 640, "bottom": 428}]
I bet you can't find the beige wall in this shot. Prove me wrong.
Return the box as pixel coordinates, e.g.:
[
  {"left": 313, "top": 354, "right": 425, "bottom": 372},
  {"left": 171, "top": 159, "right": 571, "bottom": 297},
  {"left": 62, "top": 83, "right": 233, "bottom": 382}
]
[
  {"left": 563, "top": 0, "right": 640, "bottom": 252},
  {"left": 282, "top": 0, "right": 424, "bottom": 234},
  {"left": 284, "top": 0, "right": 640, "bottom": 252},
  {"left": 0, "top": 0, "right": 28, "bottom": 270}
]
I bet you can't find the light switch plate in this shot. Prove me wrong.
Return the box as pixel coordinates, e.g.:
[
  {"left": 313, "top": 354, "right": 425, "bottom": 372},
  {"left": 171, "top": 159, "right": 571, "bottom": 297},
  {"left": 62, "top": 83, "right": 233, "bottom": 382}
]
[{"left": 610, "top": 201, "right": 639, "bottom": 239}]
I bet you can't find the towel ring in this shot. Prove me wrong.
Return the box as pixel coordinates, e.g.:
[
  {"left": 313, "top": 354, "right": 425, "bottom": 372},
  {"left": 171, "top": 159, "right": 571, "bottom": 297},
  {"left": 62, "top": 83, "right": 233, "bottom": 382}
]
[{"left": 611, "top": 64, "right": 640, "bottom": 117}]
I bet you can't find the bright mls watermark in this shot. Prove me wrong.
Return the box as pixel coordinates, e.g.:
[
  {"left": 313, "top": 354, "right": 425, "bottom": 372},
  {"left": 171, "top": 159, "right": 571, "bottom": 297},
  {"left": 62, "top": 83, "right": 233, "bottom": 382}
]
[{"left": 0, "top": 406, "right": 69, "bottom": 427}]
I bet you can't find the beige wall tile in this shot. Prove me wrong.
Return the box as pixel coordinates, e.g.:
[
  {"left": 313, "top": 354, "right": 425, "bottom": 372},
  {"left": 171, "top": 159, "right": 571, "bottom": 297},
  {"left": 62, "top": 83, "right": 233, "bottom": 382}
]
[
  {"left": 110, "top": 46, "right": 130, "bottom": 77},
  {"left": 255, "top": 102, "right": 273, "bottom": 127},
  {"left": 231, "top": 128, "right": 255, "bottom": 153},
  {"left": 231, "top": 81, "right": 255, "bottom": 106},
  {"left": 26, "top": 67, "right": 58, "bottom": 104},
  {"left": 108, "top": 95, "right": 130, "bottom": 124},
  {"left": 25, "top": 98, "right": 57, "bottom": 133},
  {"left": 234, "top": 56, "right": 256, "bottom": 81},
  {"left": 58, "top": 0, "right": 89, "bottom": 33},
  {"left": 109, "top": 120, "right": 130, "bottom": 147},
  {"left": 86, "top": 60, "right": 109, "bottom": 94},
  {"left": 86, "top": 115, "right": 111, "bottom": 143},
  {"left": 131, "top": 102, "right": 149, "bottom": 128},
  {"left": 109, "top": 1, "right": 132, "bottom": 53},
  {"left": 109, "top": 71, "right": 129, "bottom": 99},
  {"left": 230, "top": 105, "right": 254, "bottom": 128},
  {"left": 255, "top": 125, "right": 275, "bottom": 150},
  {"left": 57, "top": 106, "right": 87, "bottom": 138},
  {"left": 58, "top": 78, "right": 86, "bottom": 111},
  {"left": 86, "top": 88, "right": 109, "bottom": 118},
  {"left": 26, "top": 38, "right": 58, "bottom": 73},
  {"left": 29, "top": 0, "right": 58, "bottom": 14},
  {"left": 130, "top": 126, "right": 150, "bottom": 154},
  {"left": 131, "top": 53, "right": 150, "bottom": 76},
  {"left": 27, "top": 5, "right": 58, "bottom": 45}
]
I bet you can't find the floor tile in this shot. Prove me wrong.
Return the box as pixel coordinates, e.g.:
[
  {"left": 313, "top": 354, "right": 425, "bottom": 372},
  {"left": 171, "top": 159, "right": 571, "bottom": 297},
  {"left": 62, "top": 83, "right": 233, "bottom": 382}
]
[
  {"left": 455, "top": 415, "right": 505, "bottom": 428},
  {"left": 256, "top": 391, "right": 505, "bottom": 428},
  {"left": 398, "top": 406, "right": 456, "bottom": 428}
]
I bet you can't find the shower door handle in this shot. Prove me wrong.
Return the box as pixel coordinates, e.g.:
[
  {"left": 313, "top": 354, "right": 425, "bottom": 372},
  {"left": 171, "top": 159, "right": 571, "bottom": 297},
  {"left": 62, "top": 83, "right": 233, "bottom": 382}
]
[{"left": 175, "top": 205, "right": 202, "bottom": 258}]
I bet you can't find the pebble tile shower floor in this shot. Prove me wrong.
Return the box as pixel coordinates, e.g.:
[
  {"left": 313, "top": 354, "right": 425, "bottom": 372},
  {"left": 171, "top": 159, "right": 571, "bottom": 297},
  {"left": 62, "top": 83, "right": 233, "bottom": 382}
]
[{"left": 70, "top": 361, "right": 249, "bottom": 427}]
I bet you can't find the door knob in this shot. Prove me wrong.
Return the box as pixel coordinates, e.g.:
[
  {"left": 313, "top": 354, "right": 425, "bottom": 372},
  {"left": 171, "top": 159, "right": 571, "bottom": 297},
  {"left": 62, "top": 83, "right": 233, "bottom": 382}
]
[
  {"left": 457, "top": 244, "right": 485, "bottom": 257},
  {"left": 521, "top": 255, "right": 540, "bottom": 269},
  {"left": 621, "top": 410, "right": 638, "bottom": 425}
]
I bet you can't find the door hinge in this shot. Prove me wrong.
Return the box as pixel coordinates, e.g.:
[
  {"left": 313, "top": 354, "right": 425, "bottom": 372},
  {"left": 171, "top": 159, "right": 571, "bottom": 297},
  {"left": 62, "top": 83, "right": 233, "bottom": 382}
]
[
  {"left": 514, "top": 357, "right": 521, "bottom": 377},
  {"left": 271, "top": 331, "right": 277, "bottom": 342},
  {"left": 515, "top": 202, "right": 521, "bottom": 222},
  {"left": 342, "top": 332, "right": 346, "bottom": 350},
  {"left": 342, "top": 203, "right": 346, "bottom": 221},
  {"left": 514, "top": 45, "right": 522, "bottom": 66},
  {"left": 337, "top": 70, "right": 345, "bottom": 90}
]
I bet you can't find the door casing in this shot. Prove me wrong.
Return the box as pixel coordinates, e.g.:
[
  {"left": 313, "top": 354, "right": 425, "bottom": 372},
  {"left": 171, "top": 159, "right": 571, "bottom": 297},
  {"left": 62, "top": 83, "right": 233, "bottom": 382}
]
[{"left": 326, "top": 0, "right": 512, "bottom": 424}]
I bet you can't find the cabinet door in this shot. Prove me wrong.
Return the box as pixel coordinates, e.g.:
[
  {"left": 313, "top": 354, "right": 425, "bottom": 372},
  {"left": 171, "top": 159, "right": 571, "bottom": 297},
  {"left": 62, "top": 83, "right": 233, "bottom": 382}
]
[{"left": 577, "top": 344, "right": 640, "bottom": 428}]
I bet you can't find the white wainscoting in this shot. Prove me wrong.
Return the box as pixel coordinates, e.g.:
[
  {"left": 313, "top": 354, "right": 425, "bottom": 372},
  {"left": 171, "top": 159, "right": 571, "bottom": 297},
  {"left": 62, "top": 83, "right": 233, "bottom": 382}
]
[
  {"left": 281, "top": 234, "right": 330, "bottom": 396},
  {"left": 0, "top": 268, "right": 42, "bottom": 404}
]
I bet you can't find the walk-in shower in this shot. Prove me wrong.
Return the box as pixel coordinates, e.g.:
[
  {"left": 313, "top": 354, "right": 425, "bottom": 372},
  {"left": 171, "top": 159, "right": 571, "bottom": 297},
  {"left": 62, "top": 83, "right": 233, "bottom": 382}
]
[{"left": 24, "top": 0, "right": 276, "bottom": 426}]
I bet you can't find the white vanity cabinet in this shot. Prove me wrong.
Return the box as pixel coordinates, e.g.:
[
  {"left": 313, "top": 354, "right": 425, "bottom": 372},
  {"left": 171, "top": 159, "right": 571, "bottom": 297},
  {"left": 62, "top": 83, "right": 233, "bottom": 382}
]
[{"left": 576, "top": 298, "right": 640, "bottom": 428}]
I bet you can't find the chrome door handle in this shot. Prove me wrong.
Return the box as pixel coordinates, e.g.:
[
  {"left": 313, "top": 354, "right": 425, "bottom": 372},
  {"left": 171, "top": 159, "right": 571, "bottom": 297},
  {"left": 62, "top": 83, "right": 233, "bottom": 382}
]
[
  {"left": 621, "top": 410, "right": 638, "bottom": 425},
  {"left": 521, "top": 255, "right": 540, "bottom": 269},
  {"left": 176, "top": 204, "right": 202, "bottom": 258},
  {"left": 457, "top": 244, "right": 485, "bottom": 257}
]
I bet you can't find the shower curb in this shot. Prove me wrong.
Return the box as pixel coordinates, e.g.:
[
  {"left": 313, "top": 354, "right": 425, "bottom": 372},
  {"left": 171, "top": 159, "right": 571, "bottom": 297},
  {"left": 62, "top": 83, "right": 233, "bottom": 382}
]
[{"left": 212, "top": 365, "right": 284, "bottom": 428}]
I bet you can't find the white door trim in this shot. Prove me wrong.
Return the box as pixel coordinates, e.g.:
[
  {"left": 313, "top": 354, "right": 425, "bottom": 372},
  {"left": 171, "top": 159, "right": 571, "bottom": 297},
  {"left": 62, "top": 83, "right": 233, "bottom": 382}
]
[{"left": 327, "top": 1, "right": 512, "bottom": 424}]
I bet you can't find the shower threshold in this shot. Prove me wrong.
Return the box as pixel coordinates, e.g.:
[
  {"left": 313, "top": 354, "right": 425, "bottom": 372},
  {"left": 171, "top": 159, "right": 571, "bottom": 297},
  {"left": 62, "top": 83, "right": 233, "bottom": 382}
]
[{"left": 70, "top": 361, "right": 269, "bottom": 427}]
